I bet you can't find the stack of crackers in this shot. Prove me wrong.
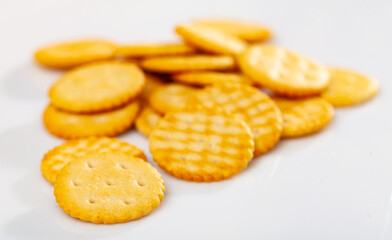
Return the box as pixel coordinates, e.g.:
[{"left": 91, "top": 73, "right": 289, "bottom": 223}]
[{"left": 35, "top": 19, "right": 379, "bottom": 224}]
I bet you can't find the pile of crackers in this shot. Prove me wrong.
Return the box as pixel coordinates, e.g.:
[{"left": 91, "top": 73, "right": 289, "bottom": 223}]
[{"left": 35, "top": 19, "right": 379, "bottom": 224}]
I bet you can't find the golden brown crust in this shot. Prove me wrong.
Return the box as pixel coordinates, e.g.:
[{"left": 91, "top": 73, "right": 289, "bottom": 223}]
[
  {"left": 54, "top": 152, "right": 164, "bottom": 224},
  {"left": 49, "top": 61, "right": 145, "bottom": 113},
  {"left": 41, "top": 137, "right": 146, "bottom": 184},
  {"left": 135, "top": 106, "right": 163, "bottom": 137},
  {"left": 43, "top": 100, "right": 140, "bottom": 140}
]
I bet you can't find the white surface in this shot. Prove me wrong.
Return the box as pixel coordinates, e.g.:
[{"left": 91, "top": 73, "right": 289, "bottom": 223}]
[{"left": 0, "top": 0, "right": 391, "bottom": 239}]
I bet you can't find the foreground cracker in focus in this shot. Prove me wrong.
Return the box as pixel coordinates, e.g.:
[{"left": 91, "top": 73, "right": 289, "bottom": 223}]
[{"left": 54, "top": 152, "right": 165, "bottom": 224}]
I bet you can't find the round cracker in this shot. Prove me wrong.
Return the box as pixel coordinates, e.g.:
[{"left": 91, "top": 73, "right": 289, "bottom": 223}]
[
  {"left": 43, "top": 100, "right": 140, "bottom": 140},
  {"left": 34, "top": 40, "right": 117, "bottom": 69},
  {"left": 116, "top": 43, "right": 195, "bottom": 58},
  {"left": 272, "top": 97, "right": 334, "bottom": 138},
  {"left": 149, "top": 106, "right": 254, "bottom": 182},
  {"left": 140, "top": 55, "right": 236, "bottom": 73},
  {"left": 321, "top": 68, "right": 379, "bottom": 107},
  {"left": 239, "top": 45, "right": 330, "bottom": 97},
  {"left": 175, "top": 24, "right": 247, "bottom": 55},
  {"left": 49, "top": 61, "right": 145, "bottom": 113},
  {"left": 139, "top": 74, "right": 166, "bottom": 101},
  {"left": 41, "top": 137, "right": 146, "bottom": 184},
  {"left": 135, "top": 106, "right": 163, "bottom": 137},
  {"left": 149, "top": 83, "right": 199, "bottom": 114},
  {"left": 192, "top": 83, "right": 282, "bottom": 156},
  {"left": 54, "top": 152, "right": 165, "bottom": 224}
]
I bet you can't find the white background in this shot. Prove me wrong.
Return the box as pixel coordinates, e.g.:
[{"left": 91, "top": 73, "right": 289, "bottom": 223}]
[{"left": 0, "top": 0, "right": 391, "bottom": 239}]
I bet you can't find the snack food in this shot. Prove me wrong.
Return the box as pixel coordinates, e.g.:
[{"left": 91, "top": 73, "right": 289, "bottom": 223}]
[
  {"left": 149, "top": 106, "right": 254, "bottom": 181},
  {"left": 43, "top": 101, "right": 140, "bottom": 139},
  {"left": 49, "top": 61, "right": 145, "bottom": 113},
  {"left": 192, "top": 19, "right": 272, "bottom": 42},
  {"left": 34, "top": 40, "right": 117, "bottom": 69},
  {"left": 176, "top": 24, "right": 247, "bottom": 55},
  {"left": 239, "top": 45, "right": 330, "bottom": 97},
  {"left": 192, "top": 83, "right": 282, "bottom": 156},
  {"left": 140, "top": 55, "right": 236, "bottom": 73},
  {"left": 272, "top": 97, "right": 334, "bottom": 138},
  {"left": 171, "top": 71, "right": 252, "bottom": 86},
  {"left": 139, "top": 74, "right": 166, "bottom": 101},
  {"left": 116, "top": 43, "right": 195, "bottom": 58},
  {"left": 41, "top": 137, "right": 146, "bottom": 184},
  {"left": 321, "top": 68, "right": 379, "bottom": 107},
  {"left": 149, "top": 83, "right": 199, "bottom": 114},
  {"left": 135, "top": 106, "right": 163, "bottom": 137},
  {"left": 54, "top": 152, "right": 165, "bottom": 224}
]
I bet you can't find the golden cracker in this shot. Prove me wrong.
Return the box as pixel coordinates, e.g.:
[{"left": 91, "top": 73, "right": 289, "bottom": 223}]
[
  {"left": 149, "top": 106, "right": 254, "bottom": 182},
  {"left": 239, "top": 45, "right": 330, "bottom": 97},
  {"left": 41, "top": 137, "right": 146, "bottom": 184},
  {"left": 272, "top": 97, "right": 334, "bottom": 138},
  {"left": 34, "top": 40, "right": 117, "bottom": 69},
  {"left": 192, "top": 19, "right": 272, "bottom": 42},
  {"left": 171, "top": 71, "right": 252, "bottom": 86},
  {"left": 176, "top": 24, "right": 247, "bottom": 55},
  {"left": 139, "top": 74, "right": 166, "bottom": 101},
  {"left": 192, "top": 83, "right": 282, "bottom": 156},
  {"left": 43, "top": 100, "right": 140, "bottom": 140},
  {"left": 116, "top": 43, "right": 195, "bottom": 58},
  {"left": 321, "top": 68, "right": 379, "bottom": 107},
  {"left": 54, "top": 152, "right": 165, "bottom": 224},
  {"left": 149, "top": 83, "right": 199, "bottom": 114},
  {"left": 49, "top": 61, "right": 145, "bottom": 113},
  {"left": 135, "top": 106, "right": 163, "bottom": 137},
  {"left": 140, "top": 55, "right": 236, "bottom": 73}
]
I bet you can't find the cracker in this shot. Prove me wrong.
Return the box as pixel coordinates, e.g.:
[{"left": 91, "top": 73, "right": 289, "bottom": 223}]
[
  {"left": 176, "top": 24, "right": 247, "bottom": 55},
  {"left": 321, "top": 68, "right": 379, "bottom": 107},
  {"left": 135, "top": 106, "right": 163, "bottom": 137},
  {"left": 272, "top": 97, "right": 334, "bottom": 138},
  {"left": 149, "top": 83, "right": 199, "bottom": 114},
  {"left": 140, "top": 55, "right": 236, "bottom": 73},
  {"left": 116, "top": 43, "right": 195, "bottom": 58},
  {"left": 171, "top": 71, "right": 252, "bottom": 86},
  {"left": 43, "top": 100, "right": 140, "bottom": 139},
  {"left": 149, "top": 106, "right": 254, "bottom": 182},
  {"left": 139, "top": 74, "right": 166, "bottom": 101},
  {"left": 34, "top": 40, "right": 117, "bottom": 69},
  {"left": 192, "top": 83, "right": 282, "bottom": 156},
  {"left": 41, "top": 137, "right": 146, "bottom": 184},
  {"left": 192, "top": 19, "right": 272, "bottom": 42},
  {"left": 239, "top": 45, "right": 330, "bottom": 97},
  {"left": 54, "top": 152, "right": 165, "bottom": 224},
  {"left": 49, "top": 61, "right": 145, "bottom": 113}
]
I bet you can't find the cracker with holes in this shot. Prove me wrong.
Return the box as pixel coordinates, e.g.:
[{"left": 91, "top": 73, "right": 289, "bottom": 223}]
[
  {"left": 149, "top": 83, "right": 199, "bottom": 114},
  {"left": 272, "top": 97, "right": 334, "bottom": 138},
  {"left": 175, "top": 24, "right": 247, "bottom": 55},
  {"left": 140, "top": 55, "right": 236, "bottom": 73},
  {"left": 321, "top": 68, "right": 379, "bottom": 107},
  {"left": 54, "top": 152, "right": 165, "bottom": 224},
  {"left": 135, "top": 106, "right": 163, "bottom": 137},
  {"left": 34, "top": 40, "right": 117, "bottom": 69},
  {"left": 49, "top": 61, "right": 145, "bottom": 113},
  {"left": 149, "top": 106, "right": 254, "bottom": 182},
  {"left": 41, "top": 137, "right": 146, "bottom": 184},
  {"left": 239, "top": 45, "right": 330, "bottom": 97},
  {"left": 192, "top": 83, "right": 282, "bottom": 156},
  {"left": 43, "top": 100, "right": 140, "bottom": 139}
]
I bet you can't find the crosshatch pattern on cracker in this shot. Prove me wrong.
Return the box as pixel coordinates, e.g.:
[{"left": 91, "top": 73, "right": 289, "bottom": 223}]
[
  {"left": 149, "top": 106, "right": 254, "bottom": 182},
  {"left": 191, "top": 83, "right": 282, "bottom": 156}
]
